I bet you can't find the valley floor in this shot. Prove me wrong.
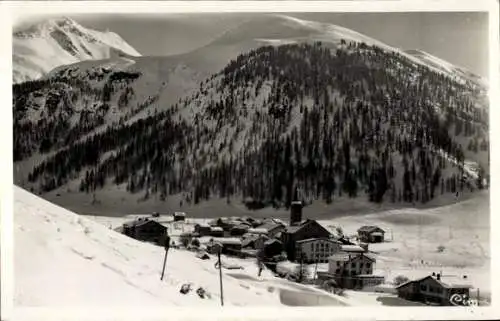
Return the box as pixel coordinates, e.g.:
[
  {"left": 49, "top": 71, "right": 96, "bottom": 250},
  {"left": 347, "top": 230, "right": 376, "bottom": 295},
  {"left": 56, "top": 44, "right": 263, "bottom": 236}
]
[{"left": 90, "top": 190, "right": 491, "bottom": 301}]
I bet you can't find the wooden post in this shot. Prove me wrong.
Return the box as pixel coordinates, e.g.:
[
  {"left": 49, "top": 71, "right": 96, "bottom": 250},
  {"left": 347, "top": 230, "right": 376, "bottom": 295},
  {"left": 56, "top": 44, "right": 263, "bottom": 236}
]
[
  {"left": 213, "top": 242, "right": 224, "bottom": 306},
  {"left": 160, "top": 249, "right": 168, "bottom": 280},
  {"left": 218, "top": 251, "right": 224, "bottom": 306},
  {"left": 477, "top": 288, "right": 480, "bottom": 306},
  {"left": 160, "top": 235, "right": 171, "bottom": 281}
]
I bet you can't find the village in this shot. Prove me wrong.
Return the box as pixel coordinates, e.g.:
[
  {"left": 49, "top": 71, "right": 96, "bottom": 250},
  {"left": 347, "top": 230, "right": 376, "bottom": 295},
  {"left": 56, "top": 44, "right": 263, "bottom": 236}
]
[{"left": 118, "top": 201, "right": 478, "bottom": 307}]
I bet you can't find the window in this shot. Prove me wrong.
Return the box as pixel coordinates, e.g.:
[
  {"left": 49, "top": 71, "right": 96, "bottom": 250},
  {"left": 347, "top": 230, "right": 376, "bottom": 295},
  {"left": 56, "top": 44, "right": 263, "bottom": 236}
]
[
  {"left": 359, "top": 263, "right": 364, "bottom": 269},
  {"left": 366, "top": 263, "right": 371, "bottom": 269},
  {"left": 420, "top": 284, "right": 427, "bottom": 291},
  {"left": 337, "top": 261, "right": 341, "bottom": 267}
]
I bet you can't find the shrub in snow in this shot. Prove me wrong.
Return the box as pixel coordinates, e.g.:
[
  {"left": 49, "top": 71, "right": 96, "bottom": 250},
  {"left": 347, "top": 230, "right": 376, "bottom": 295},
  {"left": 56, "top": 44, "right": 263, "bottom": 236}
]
[
  {"left": 393, "top": 275, "right": 410, "bottom": 285},
  {"left": 84, "top": 226, "right": 91, "bottom": 235},
  {"left": 179, "top": 233, "right": 192, "bottom": 248},
  {"left": 180, "top": 283, "right": 192, "bottom": 294},
  {"left": 191, "top": 238, "right": 200, "bottom": 248},
  {"left": 335, "top": 288, "right": 345, "bottom": 296},
  {"left": 437, "top": 245, "right": 446, "bottom": 253},
  {"left": 196, "top": 287, "right": 206, "bottom": 298}
]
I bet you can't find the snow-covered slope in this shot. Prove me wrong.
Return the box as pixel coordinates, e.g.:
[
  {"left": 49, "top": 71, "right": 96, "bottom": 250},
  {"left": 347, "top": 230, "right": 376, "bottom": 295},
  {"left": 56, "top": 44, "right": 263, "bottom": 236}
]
[
  {"left": 14, "top": 185, "right": 285, "bottom": 306},
  {"left": 405, "top": 49, "right": 488, "bottom": 88},
  {"left": 178, "top": 14, "right": 485, "bottom": 87},
  {"left": 13, "top": 17, "right": 141, "bottom": 83}
]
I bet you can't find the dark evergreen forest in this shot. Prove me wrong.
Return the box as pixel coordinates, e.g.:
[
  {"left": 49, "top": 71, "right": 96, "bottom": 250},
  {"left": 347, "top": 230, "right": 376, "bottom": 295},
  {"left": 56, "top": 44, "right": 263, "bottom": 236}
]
[{"left": 14, "top": 41, "right": 489, "bottom": 209}]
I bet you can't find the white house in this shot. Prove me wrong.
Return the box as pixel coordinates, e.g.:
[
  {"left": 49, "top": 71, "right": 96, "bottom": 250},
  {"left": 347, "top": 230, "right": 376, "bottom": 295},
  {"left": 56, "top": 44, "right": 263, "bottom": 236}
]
[{"left": 327, "top": 252, "right": 384, "bottom": 289}]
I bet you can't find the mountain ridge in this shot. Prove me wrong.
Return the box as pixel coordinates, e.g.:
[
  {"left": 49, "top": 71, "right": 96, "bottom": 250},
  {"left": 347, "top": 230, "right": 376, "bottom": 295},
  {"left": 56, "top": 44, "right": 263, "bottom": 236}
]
[{"left": 13, "top": 16, "right": 141, "bottom": 83}]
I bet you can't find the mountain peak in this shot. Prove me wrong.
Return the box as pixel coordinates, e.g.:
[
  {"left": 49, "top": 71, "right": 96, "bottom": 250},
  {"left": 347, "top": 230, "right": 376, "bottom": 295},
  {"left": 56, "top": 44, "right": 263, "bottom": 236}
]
[{"left": 12, "top": 16, "right": 141, "bottom": 83}]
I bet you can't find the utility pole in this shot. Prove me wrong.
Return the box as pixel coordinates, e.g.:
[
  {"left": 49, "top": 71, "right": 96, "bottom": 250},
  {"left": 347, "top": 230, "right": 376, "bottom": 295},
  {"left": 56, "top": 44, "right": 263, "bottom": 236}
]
[
  {"left": 213, "top": 242, "right": 224, "bottom": 306},
  {"left": 160, "top": 233, "right": 171, "bottom": 281}
]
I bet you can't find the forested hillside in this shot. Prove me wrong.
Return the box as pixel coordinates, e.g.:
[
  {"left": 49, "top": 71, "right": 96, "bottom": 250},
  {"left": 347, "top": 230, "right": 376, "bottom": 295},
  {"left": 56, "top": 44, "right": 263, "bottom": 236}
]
[{"left": 14, "top": 41, "right": 489, "bottom": 211}]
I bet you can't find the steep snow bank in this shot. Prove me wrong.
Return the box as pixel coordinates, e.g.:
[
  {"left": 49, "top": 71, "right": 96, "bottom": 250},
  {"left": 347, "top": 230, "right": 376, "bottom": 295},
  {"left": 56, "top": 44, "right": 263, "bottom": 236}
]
[{"left": 14, "top": 186, "right": 283, "bottom": 306}]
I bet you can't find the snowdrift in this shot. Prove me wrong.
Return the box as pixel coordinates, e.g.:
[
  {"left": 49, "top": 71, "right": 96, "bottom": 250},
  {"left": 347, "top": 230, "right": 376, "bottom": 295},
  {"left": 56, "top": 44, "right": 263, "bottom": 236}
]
[{"left": 14, "top": 186, "right": 283, "bottom": 306}]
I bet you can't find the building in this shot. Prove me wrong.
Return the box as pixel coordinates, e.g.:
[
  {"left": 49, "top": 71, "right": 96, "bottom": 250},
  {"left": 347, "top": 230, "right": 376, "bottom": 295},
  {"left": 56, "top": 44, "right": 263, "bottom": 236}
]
[
  {"left": 395, "top": 274, "right": 472, "bottom": 306},
  {"left": 295, "top": 238, "right": 342, "bottom": 263},
  {"left": 357, "top": 226, "right": 385, "bottom": 243},
  {"left": 213, "top": 217, "right": 238, "bottom": 231},
  {"left": 263, "top": 239, "right": 284, "bottom": 258},
  {"left": 194, "top": 223, "right": 211, "bottom": 236},
  {"left": 281, "top": 219, "right": 332, "bottom": 262},
  {"left": 209, "top": 226, "right": 224, "bottom": 237},
  {"left": 173, "top": 212, "right": 186, "bottom": 222},
  {"left": 256, "top": 221, "right": 286, "bottom": 238},
  {"left": 327, "top": 252, "right": 384, "bottom": 289},
  {"left": 230, "top": 224, "right": 250, "bottom": 236},
  {"left": 242, "top": 234, "right": 269, "bottom": 250},
  {"left": 207, "top": 238, "right": 242, "bottom": 255},
  {"left": 122, "top": 218, "right": 167, "bottom": 245}
]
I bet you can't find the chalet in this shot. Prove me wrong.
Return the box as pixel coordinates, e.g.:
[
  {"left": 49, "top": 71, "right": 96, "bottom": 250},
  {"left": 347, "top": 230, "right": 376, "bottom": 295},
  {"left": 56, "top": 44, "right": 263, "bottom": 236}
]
[
  {"left": 255, "top": 221, "right": 286, "bottom": 238},
  {"left": 230, "top": 224, "right": 250, "bottom": 236},
  {"left": 357, "top": 226, "right": 385, "bottom": 243},
  {"left": 173, "top": 212, "right": 186, "bottom": 222},
  {"left": 396, "top": 274, "right": 472, "bottom": 306},
  {"left": 263, "top": 239, "right": 284, "bottom": 258},
  {"left": 209, "top": 226, "right": 224, "bottom": 237},
  {"left": 207, "top": 238, "right": 242, "bottom": 255},
  {"left": 122, "top": 218, "right": 167, "bottom": 245},
  {"left": 281, "top": 219, "right": 332, "bottom": 262},
  {"left": 214, "top": 217, "right": 238, "bottom": 231},
  {"left": 194, "top": 223, "right": 211, "bottom": 236},
  {"left": 295, "top": 238, "right": 342, "bottom": 263},
  {"left": 242, "top": 234, "right": 269, "bottom": 250},
  {"left": 326, "top": 252, "right": 384, "bottom": 289}
]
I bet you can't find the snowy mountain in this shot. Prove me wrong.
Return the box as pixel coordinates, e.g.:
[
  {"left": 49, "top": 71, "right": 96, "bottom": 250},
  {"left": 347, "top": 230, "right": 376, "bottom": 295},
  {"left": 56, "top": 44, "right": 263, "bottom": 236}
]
[
  {"left": 13, "top": 15, "right": 489, "bottom": 215},
  {"left": 15, "top": 185, "right": 352, "bottom": 306},
  {"left": 178, "top": 15, "right": 486, "bottom": 88},
  {"left": 404, "top": 49, "right": 488, "bottom": 89},
  {"left": 12, "top": 17, "right": 141, "bottom": 83}
]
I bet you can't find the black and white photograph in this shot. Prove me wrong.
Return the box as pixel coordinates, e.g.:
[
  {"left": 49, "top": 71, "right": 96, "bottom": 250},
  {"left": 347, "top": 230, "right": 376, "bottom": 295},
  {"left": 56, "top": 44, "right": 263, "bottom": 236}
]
[{"left": 2, "top": 0, "right": 498, "bottom": 317}]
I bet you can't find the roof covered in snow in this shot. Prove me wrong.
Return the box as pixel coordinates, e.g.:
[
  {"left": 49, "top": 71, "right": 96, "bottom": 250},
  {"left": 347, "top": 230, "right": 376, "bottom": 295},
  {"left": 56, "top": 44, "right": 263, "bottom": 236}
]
[
  {"left": 395, "top": 275, "right": 473, "bottom": 290},
  {"left": 341, "top": 245, "right": 365, "bottom": 252},
  {"left": 357, "top": 225, "right": 385, "bottom": 234}
]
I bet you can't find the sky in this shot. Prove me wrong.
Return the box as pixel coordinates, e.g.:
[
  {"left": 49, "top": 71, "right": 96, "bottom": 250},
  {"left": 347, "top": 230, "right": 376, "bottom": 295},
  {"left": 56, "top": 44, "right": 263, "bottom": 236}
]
[{"left": 14, "top": 12, "right": 489, "bottom": 77}]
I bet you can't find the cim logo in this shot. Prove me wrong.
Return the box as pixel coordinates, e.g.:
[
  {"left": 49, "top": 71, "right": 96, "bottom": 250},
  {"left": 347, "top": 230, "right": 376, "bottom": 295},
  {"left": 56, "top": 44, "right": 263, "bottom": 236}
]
[{"left": 449, "top": 293, "right": 478, "bottom": 307}]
